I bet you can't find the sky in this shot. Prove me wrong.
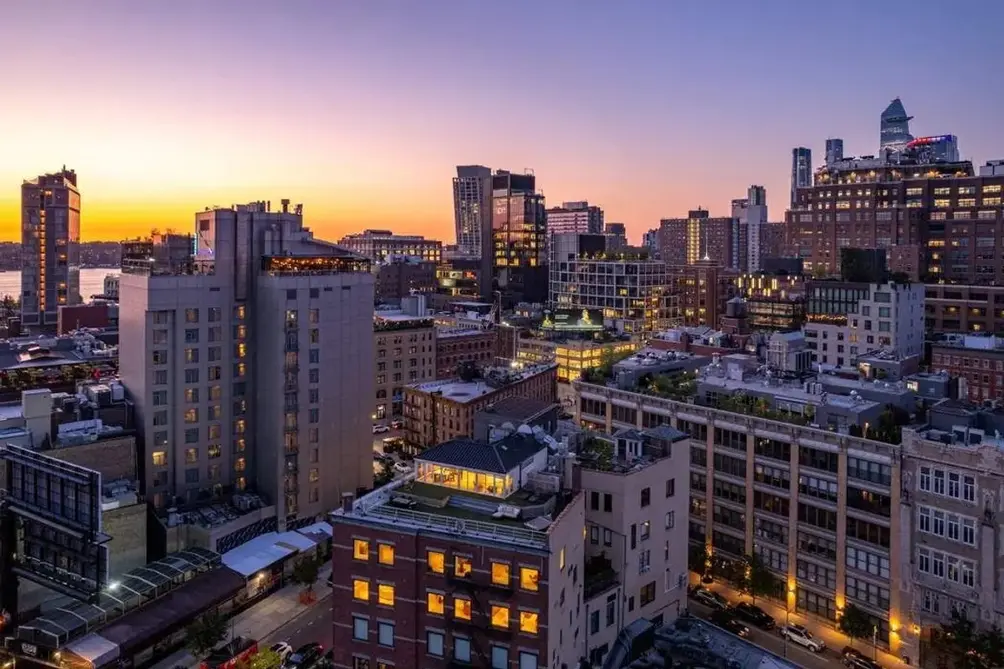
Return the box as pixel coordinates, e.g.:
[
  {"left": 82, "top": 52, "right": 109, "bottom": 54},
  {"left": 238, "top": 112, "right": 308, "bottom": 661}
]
[{"left": 1, "top": 1, "right": 1003, "bottom": 244}]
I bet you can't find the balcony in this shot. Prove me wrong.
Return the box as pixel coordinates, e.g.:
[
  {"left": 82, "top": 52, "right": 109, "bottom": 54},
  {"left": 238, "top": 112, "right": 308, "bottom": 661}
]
[{"left": 584, "top": 554, "right": 619, "bottom": 600}]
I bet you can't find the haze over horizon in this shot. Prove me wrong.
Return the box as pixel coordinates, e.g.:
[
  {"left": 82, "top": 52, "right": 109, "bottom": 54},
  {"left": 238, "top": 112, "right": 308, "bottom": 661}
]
[{"left": 2, "top": 0, "right": 1002, "bottom": 243}]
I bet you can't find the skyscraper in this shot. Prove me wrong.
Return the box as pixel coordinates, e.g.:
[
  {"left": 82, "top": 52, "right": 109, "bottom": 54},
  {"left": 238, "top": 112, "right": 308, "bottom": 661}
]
[
  {"left": 452, "top": 165, "right": 492, "bottom": 257},
  {"left": 791, "top": 147, "right": 812, "bottom": 206},
  {"left": 492, "top": 170, "right": 547, "bottom": 303},
  {"left": 825, "top": 138, "right": 844, "bottom": 166},
  {"left": 119, "top": 200, "right": 374, "bottom": 526},
  {"left": 20, "top": 167, "right": 81, "bottom": 327},
  {"left": 880, "top": 97, "right": 914, "bottom": 155},
  {"left": 737, "top": 185, "right": 768, "bottom": 272}
]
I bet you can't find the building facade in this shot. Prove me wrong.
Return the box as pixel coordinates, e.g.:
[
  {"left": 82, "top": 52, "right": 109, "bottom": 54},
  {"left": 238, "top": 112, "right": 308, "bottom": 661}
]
[
  {"left": 338, "top": 229, "right": 442, "bottom": 263},
  {"left": 374, "top": 316, "right": 437, "bottom": 422},
  {"left": 546, "top": 201, "right": 604, "bottom": 238},
  {"left": 374, "top": 258, "right": 437, "bottom": 302},
  {"left": 403, "top": 364, "right": 558, "bottom": 450},
  {"left": 803, "top": 281, "right": 925, "bottom": 368},
  {"left": 21, "top": 167, "right": 81, "bottom": 327},
  {"left": 930, "top": 334, "right": 1004, "bottom": 404},
  {"left": 791, "top": 147, "right": 812, "bottom": 207},
  {"left": 492, "top": 171, "right": 547, "bottom": 304},
  {"left": 825, "top": 139, "right": 844, "bottom": 166},
  {"left": 924, "top": 283, "right": 1004, "bottom": 335},
  {"left": 119, "top": 200, "right": 374, "bottom": 527},
  {"left": 435, "top": 328, "right": 497, "bottom": 380},
  {"left": 573, "top": 379, "right": 910, "bottom": 660},
  {"left": 453, "top": 165, "right": 493, "bottom": 258},
  {"left": 785, "top": 157, "right": 1004, "bottom": 282},
  {"left": 550, "top": 233, "right": 674, "bottom": 333},
  {"left": 659, "top": 210, "right": 738, "bottom": 269}
]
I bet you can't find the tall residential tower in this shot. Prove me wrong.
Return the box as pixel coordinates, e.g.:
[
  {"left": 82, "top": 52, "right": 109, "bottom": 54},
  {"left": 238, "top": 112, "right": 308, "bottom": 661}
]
[
  {"left": 790, "top": 147, "right": 812, "bottom": 207},
  {"left": 453, "top": 165, "right": 493, "bottom": 257},
  {"left": 20, "top": 167, "right": 81, "bottom": 327},
  {"left": 119, "top": 200, "right": 374, "bottom": 528}
]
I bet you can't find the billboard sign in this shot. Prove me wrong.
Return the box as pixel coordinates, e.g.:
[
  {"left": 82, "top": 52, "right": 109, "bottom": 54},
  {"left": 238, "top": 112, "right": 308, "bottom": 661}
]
[
  {"left": 1, "top": 444, "right": 109, "bottom": 607},
  {"left": 541, "top": 308, "right": 604, "bottom": 332}
]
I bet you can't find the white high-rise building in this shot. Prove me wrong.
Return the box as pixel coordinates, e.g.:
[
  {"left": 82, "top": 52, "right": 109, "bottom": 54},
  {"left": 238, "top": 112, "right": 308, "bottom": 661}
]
[
  {"left": 452, "top": 165, "right": 492, "bottom": 257},
  {"left": 732, "top": 185, "right": 768, "bottom": 273},
  {"left": 119, "top": 200, "right": 374, "bottom": 528}
]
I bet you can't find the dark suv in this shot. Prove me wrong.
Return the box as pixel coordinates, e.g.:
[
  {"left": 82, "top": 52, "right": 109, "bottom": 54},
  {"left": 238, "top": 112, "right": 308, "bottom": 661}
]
[
  {"left": 842, "top": 646, "right": 882, "bottom": 669},
  {"left": 286, "top": 643, "right": 323, "bottom": 669},
  {"left": 731, "top": 602, "right": 775, "bottom": 629}
]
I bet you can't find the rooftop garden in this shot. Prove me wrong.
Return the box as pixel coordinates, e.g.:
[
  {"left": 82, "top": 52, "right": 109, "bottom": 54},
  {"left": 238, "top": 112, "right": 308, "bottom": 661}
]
[
  {"left": 710, "top": 394, "right": 814, "bottom": 426},
  {"left": 638, "top": 371, "right": 697, "bottom": 400}
]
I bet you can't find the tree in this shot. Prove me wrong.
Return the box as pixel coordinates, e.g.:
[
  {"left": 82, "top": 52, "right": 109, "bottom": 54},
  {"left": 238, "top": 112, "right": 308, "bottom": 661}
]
[
  {"left": 932, "top": 610, "right": 1004, "bottom": 669},
  {"left": 374, "top": 460, "right": 394, "bottom": 487},
  {"left": 186, "top": 611, "right": 227, "bottom": 658},
  {"left": 291, "top": 556, "right": 320, "bottom": 592},
  {"left": 838, "top": 603, "right": 872, "bottom": 649},
  {"left": 250, "top": 649, "right": 283, "bottom": 669},
  {"left": 739, "top": 553, "right": 777, "bottom": 605},
  {"left": 688, "top": 544, "right": 710, "bottom": 575}
]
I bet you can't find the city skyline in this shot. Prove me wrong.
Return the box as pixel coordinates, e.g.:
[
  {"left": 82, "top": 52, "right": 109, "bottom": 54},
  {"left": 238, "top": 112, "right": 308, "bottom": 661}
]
[{"left": 2, "top": 1, "right": 1003, "bottom": 243}]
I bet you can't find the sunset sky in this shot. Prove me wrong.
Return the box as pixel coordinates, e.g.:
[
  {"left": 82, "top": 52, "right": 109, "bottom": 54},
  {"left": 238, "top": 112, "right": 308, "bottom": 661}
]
[{"left": 2, "top": 1, "right": 1002, "bottom": 244}]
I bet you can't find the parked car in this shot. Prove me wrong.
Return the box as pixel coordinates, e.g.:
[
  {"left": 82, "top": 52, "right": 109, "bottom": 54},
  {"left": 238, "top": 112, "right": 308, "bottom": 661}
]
[
  {"left": 732, "top": 602, "right": 775, "bottom": 629},
  {"left": 691, "top": 587, "right": 729, "bottom": 610},
  {"left": 710, "top": 609, "right": 750, "bottom": 638},
  {"left": 393, "top": 461, "right": 412, "bottom": 474},
  {"left": 270, "top": 643, "right": 293, "bottom": 663},
  {"left": 372, "top": 424, "right": 391, "bottom": 434},
  {"left": 286, "top": 642, "right": 324, "bottom": 668},
  {"left": 390, "top": 419, "right": 403, "bottom": 429},
  {"left": 780, "top": 624, "right": 825, "bottom": 652},
  {"left": 842, "top": 646, "right": 882, "bottom": 669}
]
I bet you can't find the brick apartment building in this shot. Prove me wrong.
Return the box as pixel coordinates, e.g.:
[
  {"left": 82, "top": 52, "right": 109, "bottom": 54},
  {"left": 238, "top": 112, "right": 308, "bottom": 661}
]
[
  {"left": 403, "top": 364, "right": 558, "bottom": 450},
  {"left": 435, "top": 328, "right": 498, "bottom": 379},
  {"left": 666, "top": 261, "right": 738, "bottom": 329},
  {"left": 659, "top": 210, "right": 737, "bottom": 268},
  {"left": 924, "top": 283, "right": 1004, "bottom": 335},
  {"left": 785, "top": 157, "right": 1004, "bottom": 283},
  {"left": 930, "top": 334, "right": 1004, "bottom": 404}
]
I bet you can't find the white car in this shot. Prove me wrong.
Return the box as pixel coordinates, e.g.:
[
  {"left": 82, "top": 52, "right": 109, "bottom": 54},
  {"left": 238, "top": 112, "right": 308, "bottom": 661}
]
[
  {"left": 270, "top": 642, "right": 293, "bottom": 663},
  {"left": 780, "top": 624, "right": 825, "bottom": 652},
  {"left": 393, "top": 461, "right": 412, "bottom": 474},
  {"left": 372, "top": 424, "right": 391, "bottom": 434}
]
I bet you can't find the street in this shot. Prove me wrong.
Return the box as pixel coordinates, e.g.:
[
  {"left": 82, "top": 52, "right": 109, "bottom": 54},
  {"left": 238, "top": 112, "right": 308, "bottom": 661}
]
[
  {"left": 688, "top": 598, "right": 847, "bottom": 669},
  {"left": 261, "top": 590, "right": 333, "bottom": 652}
]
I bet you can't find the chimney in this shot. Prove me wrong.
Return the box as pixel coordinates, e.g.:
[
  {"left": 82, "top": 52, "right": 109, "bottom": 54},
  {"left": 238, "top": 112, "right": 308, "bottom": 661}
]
[
  {"left": 281, "top": 198, "right": 290, "bottom": 213},
  {"left": 341, "top": 492, "right": 355, "bottom": 512}
]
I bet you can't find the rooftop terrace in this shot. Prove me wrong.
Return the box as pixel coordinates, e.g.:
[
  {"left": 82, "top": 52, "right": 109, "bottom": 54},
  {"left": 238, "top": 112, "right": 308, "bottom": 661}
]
[{"left": 409, "top": 363, "right": 556, "bottom": 402}]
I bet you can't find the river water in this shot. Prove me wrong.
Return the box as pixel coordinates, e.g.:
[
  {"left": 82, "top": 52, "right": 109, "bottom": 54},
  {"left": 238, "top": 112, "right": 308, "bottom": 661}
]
[{"left": 0, "top": 268, "right": 119, "bottom": 300}]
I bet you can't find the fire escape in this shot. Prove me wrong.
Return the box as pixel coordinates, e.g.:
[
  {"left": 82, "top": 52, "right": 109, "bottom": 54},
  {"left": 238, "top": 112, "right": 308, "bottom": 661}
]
[{"left": 445, "top": 566, "right": 517, "bottom": 668}]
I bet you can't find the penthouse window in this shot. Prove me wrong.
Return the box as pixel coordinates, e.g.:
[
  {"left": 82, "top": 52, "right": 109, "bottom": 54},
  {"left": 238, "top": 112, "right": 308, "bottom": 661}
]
[{"left": 415, "top": 462, "right": 513, "bottom": 498}]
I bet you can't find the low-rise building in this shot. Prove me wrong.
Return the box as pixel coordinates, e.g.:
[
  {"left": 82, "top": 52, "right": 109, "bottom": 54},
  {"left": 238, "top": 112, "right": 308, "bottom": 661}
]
[
  {"left": 579, "top": 426, "right": 690, "bottom": 665},
  {"left": 374, "top": 257, "right": 437, "bottom": 302},
  {"left": 329, "top": 432, "right": 586, "bottom": 669},
  {"left": 930, "top": 333, "right": 1004, "bottom": 404},
  {"left": 373, "top": 307, "right": 437, "bottom": 423},
  {"left": 924, "top": 283, "right": 1004, "bottom": 335},
  {"left": 435, "top": 327, "right": 497, "bottom": 379},
  {"left": 516, "top": 334, "right": 639, "bottom": 384},
  {"left": 474, "top": 396, "right": 559, "bottom": 442},
  {"left": 403, "top": 364, "right": 558, "bottom": 449},
  {"left": 338, "top": 229, "right": 442, "bottom": 263}
]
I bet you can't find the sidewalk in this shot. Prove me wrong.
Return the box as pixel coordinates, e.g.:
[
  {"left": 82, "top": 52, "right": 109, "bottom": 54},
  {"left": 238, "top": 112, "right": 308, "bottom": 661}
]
[
  {"left": 150, "top": 563, "right": 333, "bottom": 669},
  {"left": 694, "top": 575, "right": 908, "bottom": 669}
]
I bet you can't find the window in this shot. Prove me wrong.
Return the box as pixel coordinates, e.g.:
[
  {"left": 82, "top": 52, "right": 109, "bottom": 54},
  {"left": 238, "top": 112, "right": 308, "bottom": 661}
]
[
  {"left": 640, "top": 581, "right": 656, "bottom": 606},
  {"left": 665, "top": 511, "right": 675, "bottom": 529},
  {"left": 519, "top": 610, "right": 538, "bottom": 635},
  {"left": 454, "top": 638, "right": 471, "bottom": 663},
  {"left": 640, "top": 520, "right": 651, "bottom": 540},
  {"left": 352, "top": 617, "right": 368, "bottom": 641},
  {"left": 520, "top": 566, "right": 539, "bottom": 591},
  {"left": 378, "top": 544, "right": 394, "bottom": 565},
  {"left": 427, "top": 592, "right": 445, "bottom": 615},
  {"left": 152, "top": 451, "right": 167, "bottom": 466},
  {"left": 666, "top": 479, "right": 675, "bottom": 497},
  {"left": 426, "top": 630, "right": 443, "bottom": 656},
  {"left": 491, "top": 646, "right": 508, "bottom": 669},
  {"left": 491, "top": 562, "right": 510, "bottom": 586},
  {"left": 354, "top": 539, "right": 369, "bottom": 560},
  {"left": 455, "top": 555, "right": 472, "bottom": 578},
  {"left": 491, "top": 605, "right": 509, "bottom": 628},
  {"left": 519, "top": 652, "right": 538, "bottom": 669},
  {"left": 377, "top": 583, "right": 394, "bottom": 606},
  {"left": 454, "top": 597, "right": 472, "bottom": 620},
  {"left": 353, "top": 579, "right": 369, "bottom": 601},
  {"left": 428, "top": 550, "right": 445, "bottom": 574},
  {"left": 846, "top": 546, "right": 890, "bottom": 579},
  {"left": 641, "top": 487, "right": 651, "bottom": 507}
]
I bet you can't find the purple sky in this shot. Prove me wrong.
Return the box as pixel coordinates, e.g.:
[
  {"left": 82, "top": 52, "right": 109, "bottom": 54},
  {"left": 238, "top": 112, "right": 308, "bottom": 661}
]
[{"left": 1, "top": 0, "right": 1001, "bottom": 242}]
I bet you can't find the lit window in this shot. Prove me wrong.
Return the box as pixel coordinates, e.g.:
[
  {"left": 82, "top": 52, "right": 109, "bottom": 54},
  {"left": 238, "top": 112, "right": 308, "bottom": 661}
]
[
  {"left": 519, "top": 610, "right": 539, "bottom": 635},
  {"left": 454, "top": 597, "right": 472, "bottom": 620},
  {"left": 491, "top": 562, "right": 511, "bottom": 586},
  {"left": 520, "top": 567, "right": 539, "bottom": 591},
  {"left": 427, "top": 592, "right": 445, "bottom": 615},
  {"left": 152, "top": 451, "right": 167, "bottom": 466},
  {"left": 490, "top": 605, "right": 509, "bottom": 628},
  {"left": 455, "top": 555, "right": 472, "bottom": 578},
  {"left": 428, "top": 550, "right": 445, "bottom": 574},
  {"left": 378, "top": 544, "right": 394, "bottom": 566},
  {"left": 353, "top": 579, "right": 369, "bottom": 601},
  {"left": 354, "top": 539, "right": 369, "bottom": 561},
  {"left": 559, "top": 547, "right": 566, "bottom": 571},
  {"left": 378, "top": 584, "right": 394, "bottom": 606}
]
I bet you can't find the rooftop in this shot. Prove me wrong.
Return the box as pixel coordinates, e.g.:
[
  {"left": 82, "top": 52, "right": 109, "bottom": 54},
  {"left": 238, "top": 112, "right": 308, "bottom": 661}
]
[
  {"left": 408, "top": 363, "right": 556, "bottom": 402},
  {"left": 933, "top": 333, "right": 1004, "bottom": 352},
  {"left": 479, "top": 396, "right": 556, "bottom": 423},
  {"left": 418, "top": 433, "right": 546, "bottom": 474}
]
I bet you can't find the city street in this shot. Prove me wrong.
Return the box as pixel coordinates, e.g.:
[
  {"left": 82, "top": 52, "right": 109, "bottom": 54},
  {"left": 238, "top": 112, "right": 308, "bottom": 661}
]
[
  {"left": 261, "top": 590, "right": 333, "bottom": 652},
  {"left": 687, "top": 599, "right": 843, "bottom": 669}
]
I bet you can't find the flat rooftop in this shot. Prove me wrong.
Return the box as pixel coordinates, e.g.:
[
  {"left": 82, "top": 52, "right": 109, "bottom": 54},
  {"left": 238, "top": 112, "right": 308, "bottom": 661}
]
[
  {"left": 632, "top": 615, "right": 801, "bottom": 669},
  {"left": 409, "top": 363, "right": 555, "bottom": 403},
  {"left": 698, "top": 372, "right": 882, "bottom": 414}
]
